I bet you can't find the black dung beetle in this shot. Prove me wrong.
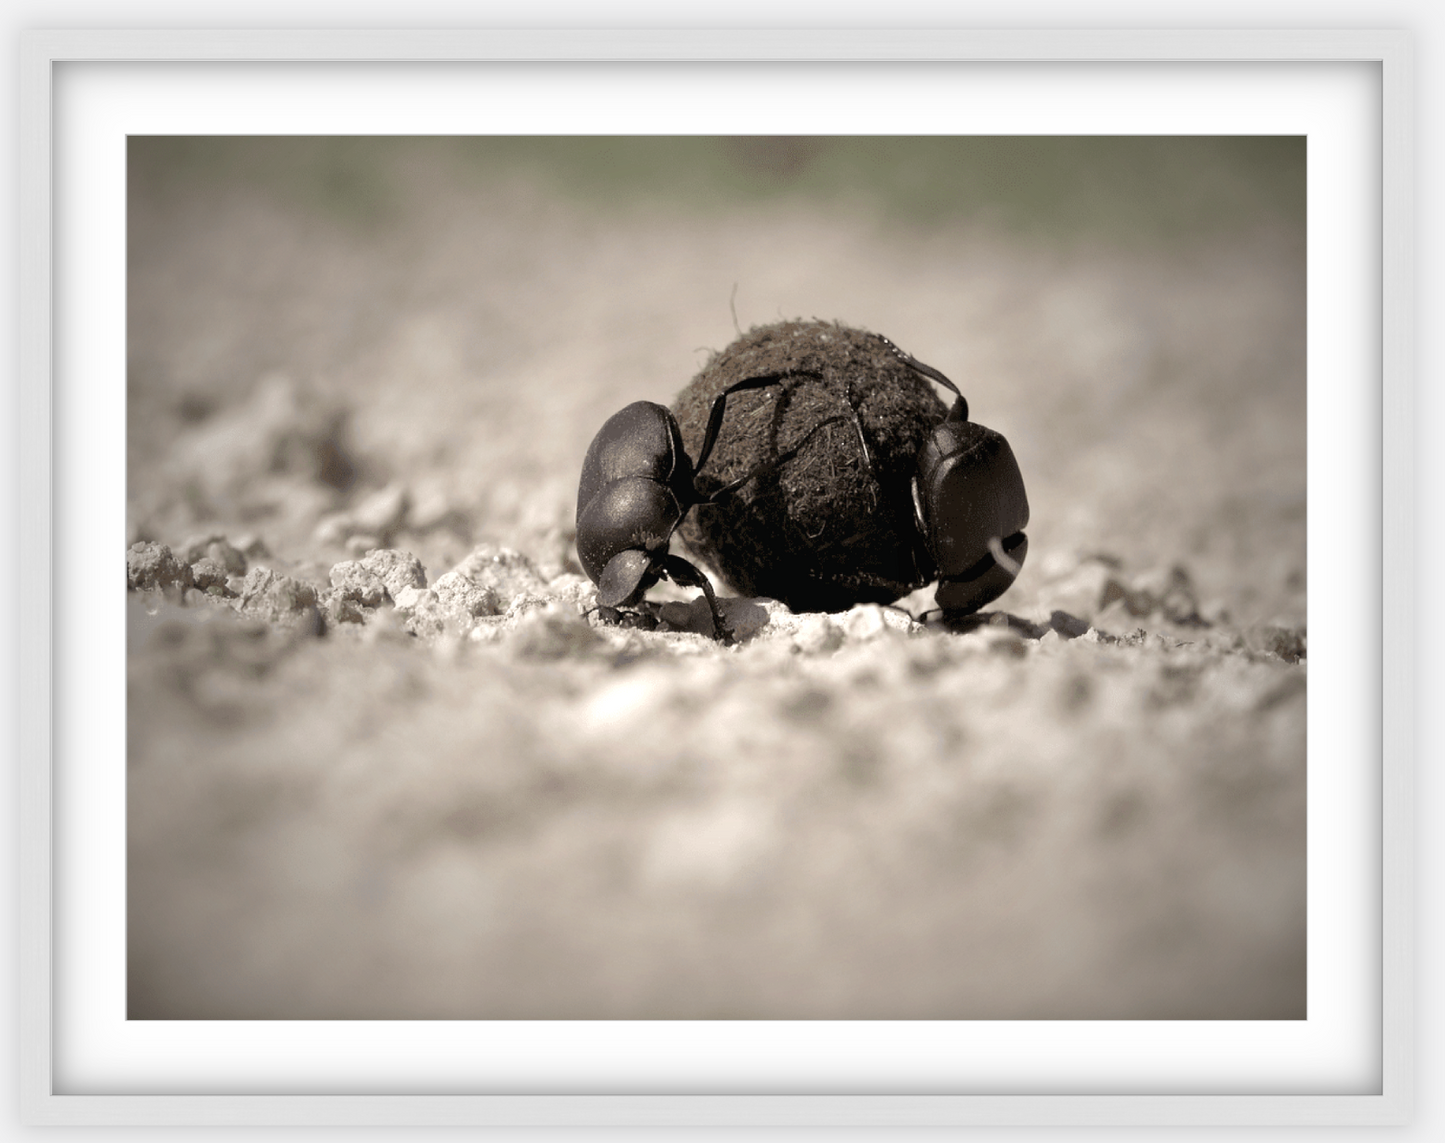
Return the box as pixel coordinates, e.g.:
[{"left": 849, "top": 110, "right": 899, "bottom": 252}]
[
  {"left": 576, "top": 373, "right": 851, "bottom": 642},
  {"left": 872, "top": 334, "right": 1030, "bottom": 615}
]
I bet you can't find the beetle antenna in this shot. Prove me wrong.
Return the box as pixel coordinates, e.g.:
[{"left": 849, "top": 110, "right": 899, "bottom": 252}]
[{"left": 729, "top": 283, "right": 741, "bottom": 336}]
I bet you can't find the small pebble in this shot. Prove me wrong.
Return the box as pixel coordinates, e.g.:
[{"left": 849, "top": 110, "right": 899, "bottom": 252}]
[{"left": 127, "top": 542, "right": 192, "bottom": 593}]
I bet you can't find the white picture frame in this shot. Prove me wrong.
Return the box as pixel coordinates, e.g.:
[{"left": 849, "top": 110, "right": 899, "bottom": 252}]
[{"left": 16, "top": 28, "right": 1413, "bottom": 1128}]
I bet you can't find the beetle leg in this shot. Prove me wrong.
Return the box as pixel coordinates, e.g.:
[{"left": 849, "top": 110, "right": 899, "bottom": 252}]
[
  {"left": 697, "top": 368, "right": 875, "bottom": 501},
  {"left": 694, "top": 369, "right": 823, "bottom": 476},
  {"left": 586, "top": 603, "right": 662, "bottom": 632},
  {"left": 872, "top": 333, "right": 969, "bottom": 422},
  {"left": 657, "top": 553, "right": 736, "bottom": 644},
  {"left": 705, "top": 413, "right": 853, "bottom": 500}
]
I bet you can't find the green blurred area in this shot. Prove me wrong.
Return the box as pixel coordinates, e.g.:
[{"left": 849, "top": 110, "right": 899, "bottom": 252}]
[{"left": 129, "top": 135, "right": 1304, "bottom": 244}]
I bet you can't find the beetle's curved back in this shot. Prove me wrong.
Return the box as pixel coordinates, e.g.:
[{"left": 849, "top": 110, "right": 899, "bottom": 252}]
[
  {"left": 575, "top": 400, "right": 697, "bottom": 606},
  {"left": 576, "top": 401, "right": 691, "bottom": 524}
]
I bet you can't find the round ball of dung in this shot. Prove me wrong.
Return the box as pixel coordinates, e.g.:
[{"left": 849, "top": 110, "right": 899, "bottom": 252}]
[{"left": 672, "top": 319, "right": 947, "bottom": 613}]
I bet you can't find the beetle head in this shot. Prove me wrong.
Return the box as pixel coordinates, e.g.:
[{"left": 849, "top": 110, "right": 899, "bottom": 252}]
[{"left": 596, "top": 547, "right": 662, "bottom": 608}]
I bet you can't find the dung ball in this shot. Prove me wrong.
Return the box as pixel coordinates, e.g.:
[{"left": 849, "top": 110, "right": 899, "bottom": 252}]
[{"left": 672, "top": 319, "right": 947, "bottom": 613}]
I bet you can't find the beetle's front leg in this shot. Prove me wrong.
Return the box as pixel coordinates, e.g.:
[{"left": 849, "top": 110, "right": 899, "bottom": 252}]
[
  {"left": 586, "top": 602, "right": 663, "bottom": 632},
  {"left": 659, "top": 553, "right": 735, "bottom": 645}
]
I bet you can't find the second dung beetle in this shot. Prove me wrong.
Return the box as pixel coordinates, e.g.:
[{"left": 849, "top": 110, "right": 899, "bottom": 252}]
[
  {"left": 872, "top": 334, "right": 1030, "bottom": 615},
  {"left": 575, "top": 371, "right": 852, "bottom": 642}
]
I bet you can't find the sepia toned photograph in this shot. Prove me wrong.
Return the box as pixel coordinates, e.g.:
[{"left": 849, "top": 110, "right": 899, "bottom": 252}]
[{"left": 125, "top": 135, "right": 1306, "bottom": 1021}]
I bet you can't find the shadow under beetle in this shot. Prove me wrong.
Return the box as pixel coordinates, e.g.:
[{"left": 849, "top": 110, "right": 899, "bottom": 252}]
[
  {"left": 870, "top": 334, "right": 1030, "bottom": 615},
  {"left": 575, "top": 374, "right": 856, "bottom": 643}
]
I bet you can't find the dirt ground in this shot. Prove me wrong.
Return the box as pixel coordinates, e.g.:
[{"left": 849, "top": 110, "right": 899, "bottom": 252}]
[{"left": 125, "top": 137, "right": 1306, "bottom": 1019}]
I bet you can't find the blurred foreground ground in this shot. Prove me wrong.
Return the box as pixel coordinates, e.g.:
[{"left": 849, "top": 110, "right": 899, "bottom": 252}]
[{"left": 127, "top": 138, "right": 1306, "bottom": 1019}]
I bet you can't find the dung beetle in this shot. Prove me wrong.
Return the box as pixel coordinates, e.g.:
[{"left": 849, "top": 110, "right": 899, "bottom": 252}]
[
  {"left": 872, "top": 334, "right": 1030, "bottom": 615},
  {"left": 576, "top": 372, "right": 852, "bottom": 642}
]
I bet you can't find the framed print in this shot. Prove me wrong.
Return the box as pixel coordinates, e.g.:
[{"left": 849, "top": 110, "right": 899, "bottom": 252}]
[{"left": 18, "top": 28, "right": 1412, "bottom": 1127}]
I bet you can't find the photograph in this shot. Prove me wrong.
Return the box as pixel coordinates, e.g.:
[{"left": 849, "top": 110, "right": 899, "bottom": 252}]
[{"left": 122, "top": 134, "right": 1309, "bottom": 1022}]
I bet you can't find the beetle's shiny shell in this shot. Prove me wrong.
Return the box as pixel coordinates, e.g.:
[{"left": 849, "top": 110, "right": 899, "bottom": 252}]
[
  {"left": 917, "top": 419, "right": 1030, "bottom": 613},
  {"left": 575, "top": 401, "right": 691, "bottom": 587}
]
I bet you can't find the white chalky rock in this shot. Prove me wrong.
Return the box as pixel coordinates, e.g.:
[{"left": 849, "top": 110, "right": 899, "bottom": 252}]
[
  {"left": 392, "top": 585, "right": 447, "bottom": 639},
  {"left": 391, "top": 585, "right": 436, "bottom": 613},
  {"left": 329, "top": 560, "right": 389, "bottom": 608},
  {"left": 792, "top": 614, "right": 844, "bottom": 655},
  {"left": 358, "top": 549, "right": 426, "bottom": 599},
  {"left": 838, "top": 603, "right": 914, "bottom": 641},
  {"left": 233, "top": 566, "right": 319, "bottom": 625},
  {"left": 432, "top": 570, "right": 501, "bottom": 619},
  {"left": 449, "top": 543, "right": 547, "bottom": 608},
  {"left": 190, "top": 556, "right": 231, "bottom": 591},
  {"left": 180, "top": 534, "right": 248, "bottom": 576},
  {"left": 127, "top": 542, "right": 192, "bottom": 592}
]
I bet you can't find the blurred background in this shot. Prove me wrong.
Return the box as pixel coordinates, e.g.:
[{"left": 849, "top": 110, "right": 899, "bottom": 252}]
[{"left": 127, "top": 136, "right": 1306, "bottom": 1020}]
